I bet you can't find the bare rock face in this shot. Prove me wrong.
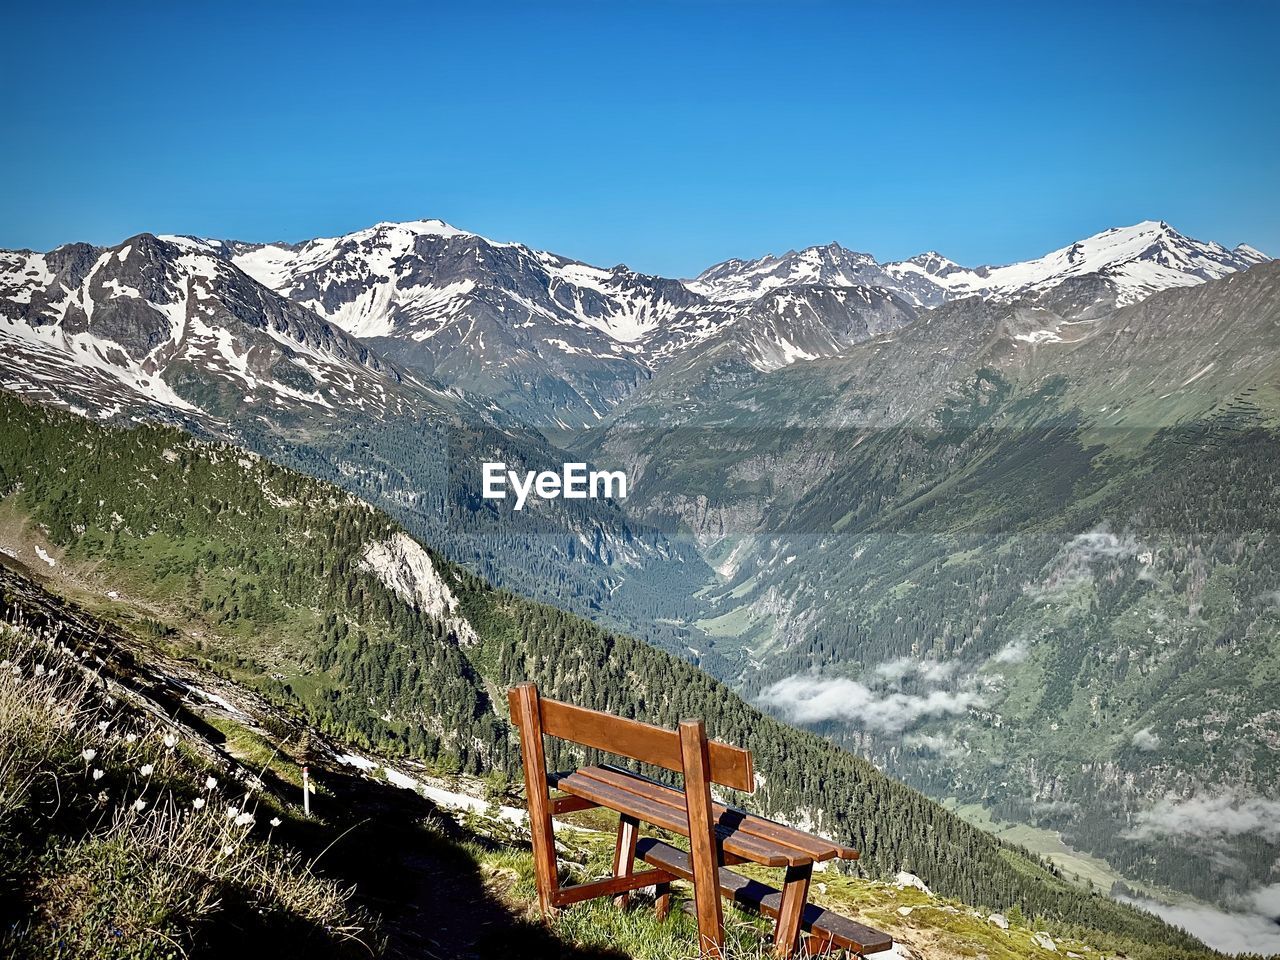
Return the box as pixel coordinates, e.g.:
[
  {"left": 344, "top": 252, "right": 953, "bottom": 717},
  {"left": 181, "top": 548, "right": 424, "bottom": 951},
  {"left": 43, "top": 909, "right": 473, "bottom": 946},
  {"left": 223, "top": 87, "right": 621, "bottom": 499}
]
[{"left": 0, "top": 232, "right": 425, "bottom": 424}]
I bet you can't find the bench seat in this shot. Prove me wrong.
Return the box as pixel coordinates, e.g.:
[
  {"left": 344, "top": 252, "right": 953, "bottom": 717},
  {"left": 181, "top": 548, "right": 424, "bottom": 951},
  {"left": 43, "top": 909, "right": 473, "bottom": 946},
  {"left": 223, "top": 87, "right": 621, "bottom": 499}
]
[
  {"left": 636, "top": 838, "right": 893, "bottom": 956},
  {"left": 552, "top": 764, "right": 857, "bottom": 868}
]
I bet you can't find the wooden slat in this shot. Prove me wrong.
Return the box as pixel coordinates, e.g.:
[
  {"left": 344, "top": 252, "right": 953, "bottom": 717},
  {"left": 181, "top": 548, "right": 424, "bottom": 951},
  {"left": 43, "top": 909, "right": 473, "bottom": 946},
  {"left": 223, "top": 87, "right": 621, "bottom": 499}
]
[
  {"left": 575, "top": 767, "right": 811, "bottom": 865},
  {"left": 551, "top": 869, "right": 676, "bottom": 907},
  {"left": 636, "top": 838, "right": 893, "bottom": 956},
  {"left": 525, "top": 695, "right": 754, "bottom": 793},
  {"left": 551, "top": 770, "right": 800, "bottom": 867},
  {"left": 587, "top": 765, "right": 856, "bottom": 862},
  {"left": 681, "top": 719, "right": 726, "bottom": 958}
]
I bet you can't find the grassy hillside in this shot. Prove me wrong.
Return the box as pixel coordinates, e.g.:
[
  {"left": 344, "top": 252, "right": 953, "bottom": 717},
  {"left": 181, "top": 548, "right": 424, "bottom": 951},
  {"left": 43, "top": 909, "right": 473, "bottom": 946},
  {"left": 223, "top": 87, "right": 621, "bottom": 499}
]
[
  {"left": 0, "top": 610, "right": 369, "bottom": 958},
  {"left": 0, "top": 566, "right": 1246, "bottom": 960},
  {"left": 0, "top": 391, "right": 1222, "bottom": 955}
]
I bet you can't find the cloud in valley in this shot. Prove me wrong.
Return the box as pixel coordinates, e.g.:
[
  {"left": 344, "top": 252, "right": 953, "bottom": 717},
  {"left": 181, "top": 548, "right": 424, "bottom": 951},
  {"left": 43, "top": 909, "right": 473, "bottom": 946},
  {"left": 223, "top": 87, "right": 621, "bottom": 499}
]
[
  {"left": 1027, "top": 525, "right": 1145, "bottom": 602},
  {"left": 872, "top": 657, "right": 958, "bottom": 684},
  {"left": 1117, "top": 888, "right": 1280, "bottom": 956},
  {"left": 902, "top": 732, "right": 960, "bottom": 755},
  {"left": 1131, "top": 727, "right": 1162, "bottom": 751},
  {"left": 759, "top": 674, "right": 983, "bottom": 734},
  {"left": 1125, "top": 789, "right": 1280, "bottom": 844},
  {"left": 990, "top": 638, "right": 1030, "bottom": 664}
]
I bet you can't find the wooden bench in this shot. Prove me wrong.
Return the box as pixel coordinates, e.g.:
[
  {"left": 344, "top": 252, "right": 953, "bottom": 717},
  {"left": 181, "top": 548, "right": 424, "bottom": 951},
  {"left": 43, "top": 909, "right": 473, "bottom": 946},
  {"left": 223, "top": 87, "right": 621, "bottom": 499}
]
[{"left": 508, "top": 683, "right": 893, "bottom": 958}]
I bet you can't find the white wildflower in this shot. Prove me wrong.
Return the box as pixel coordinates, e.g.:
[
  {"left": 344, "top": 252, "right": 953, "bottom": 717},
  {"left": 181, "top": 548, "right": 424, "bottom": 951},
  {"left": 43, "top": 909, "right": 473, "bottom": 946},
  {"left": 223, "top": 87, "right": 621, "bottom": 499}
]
[
  {"left": 205, "top": 775, "right": 217, "bottom": 790},
  {"left": 222, "top": 845, "right": 234, "bottom": 856},
  {"left": 235, "top": 812, "right": 255, "bottom": 827},
  {"left": 226, "top": 805, "right": 239, "bottom": 819},
  {"left": 97, "top": 720, "right": 109, "bottom": 734},
  {"left": 140, "top": 763, "right": 154, "bottom": 777},
  {"left": 82, "top": 748, "right": 97, "bottom": 762},
  {"left": 192, "top": 797, "right": 206, "bottom": 810},
  {"left": 269, "top": 817, "right": 282, "bottom": 827},
  {"left": 163, "top": 733, "right": 177, "bottom": 749},
  {"left": 92, "top": 769, "right": 104, "bottom": 781},
  {"left": 133, "top": 798, "right": 147, "bottom": 812},
  {"left": 125, "top": 732, "right": 138, "bottom": 744}
]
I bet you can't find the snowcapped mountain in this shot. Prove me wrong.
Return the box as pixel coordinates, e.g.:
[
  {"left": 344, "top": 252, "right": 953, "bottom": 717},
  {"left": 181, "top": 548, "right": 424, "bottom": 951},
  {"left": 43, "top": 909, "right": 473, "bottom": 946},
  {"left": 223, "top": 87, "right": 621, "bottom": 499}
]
[
  {"left": 218, "top": 219, "right": 705, "bottom": 344},
  {"left": 5, "top": 219, "right": 1266, "bottom": 436},
  {"left": 882, "top": 220, "right": 1270, "bottom": 308},
  {"left": 199, "top": 219, "right": 724, "bottom": 432},
  {"left": 674, "top": 285, "right": 919, "bottom": 376},
  {"left": 0, "top": 233, "right": 433, "bottom": 425},
  {"left": 691, "top": 222, "right": 1269, "bottom": 313},
  {"left": 685, "top": 242, "right": 896, "bottom": 303}
]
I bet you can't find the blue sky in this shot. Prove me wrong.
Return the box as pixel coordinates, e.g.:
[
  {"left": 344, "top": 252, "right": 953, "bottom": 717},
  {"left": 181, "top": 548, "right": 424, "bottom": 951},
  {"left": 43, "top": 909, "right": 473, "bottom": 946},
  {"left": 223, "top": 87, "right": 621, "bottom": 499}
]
[{"left": 3, "top": 1, "right": 1277, "bottom": 276}]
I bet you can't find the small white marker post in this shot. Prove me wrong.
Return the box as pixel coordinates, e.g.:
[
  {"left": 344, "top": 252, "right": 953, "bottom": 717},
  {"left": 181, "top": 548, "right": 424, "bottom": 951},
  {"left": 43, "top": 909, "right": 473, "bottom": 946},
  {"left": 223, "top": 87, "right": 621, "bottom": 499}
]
[{"left": 302, "top": 766, "right": 311, "bottom": 818}]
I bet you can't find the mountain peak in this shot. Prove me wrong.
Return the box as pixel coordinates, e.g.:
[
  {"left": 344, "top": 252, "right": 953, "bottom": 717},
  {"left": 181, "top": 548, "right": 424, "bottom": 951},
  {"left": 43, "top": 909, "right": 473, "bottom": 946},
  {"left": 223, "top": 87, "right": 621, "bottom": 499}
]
[
  {"left": 897, "top": 251, "right": 963, "bottom": 275},
  {"left": 342, "top": 218, "right": 482, "bottom": 246},
  {"left": 687, "top": 240, "right": 884, "bottom": 302},
  {"left": 371, "top": 217, "right": 470, "bottom": 236}
]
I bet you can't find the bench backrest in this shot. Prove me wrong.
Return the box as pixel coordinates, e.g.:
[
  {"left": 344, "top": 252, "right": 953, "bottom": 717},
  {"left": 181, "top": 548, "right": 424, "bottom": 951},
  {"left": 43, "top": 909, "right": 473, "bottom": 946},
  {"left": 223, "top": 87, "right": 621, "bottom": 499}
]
[{"left": 508, "top": 683, "right": 754, "bottom": 793}]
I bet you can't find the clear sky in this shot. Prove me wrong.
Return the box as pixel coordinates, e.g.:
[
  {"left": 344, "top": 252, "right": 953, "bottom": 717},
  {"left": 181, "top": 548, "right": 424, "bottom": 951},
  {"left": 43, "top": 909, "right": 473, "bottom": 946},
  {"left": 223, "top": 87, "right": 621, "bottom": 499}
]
[{"left": 3, "top": 1, "right": 1277, "bottom": 276}]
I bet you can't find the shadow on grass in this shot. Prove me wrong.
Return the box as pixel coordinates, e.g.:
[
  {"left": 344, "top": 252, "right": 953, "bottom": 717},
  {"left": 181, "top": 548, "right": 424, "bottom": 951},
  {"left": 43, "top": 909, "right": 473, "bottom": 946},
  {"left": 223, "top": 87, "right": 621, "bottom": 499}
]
[
  {"left": 0, "top": 565, "right": 629, "bottom": 960},
  {"left": 281, "top": 764, "right": 630, "bottom": 960}
]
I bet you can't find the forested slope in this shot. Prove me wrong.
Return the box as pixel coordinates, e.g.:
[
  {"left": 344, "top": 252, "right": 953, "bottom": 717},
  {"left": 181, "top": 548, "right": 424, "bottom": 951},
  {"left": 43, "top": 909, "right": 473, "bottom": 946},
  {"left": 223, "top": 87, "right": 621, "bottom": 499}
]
[{"left": 0, "top": 392, "right": 1211, "bottom": 952}]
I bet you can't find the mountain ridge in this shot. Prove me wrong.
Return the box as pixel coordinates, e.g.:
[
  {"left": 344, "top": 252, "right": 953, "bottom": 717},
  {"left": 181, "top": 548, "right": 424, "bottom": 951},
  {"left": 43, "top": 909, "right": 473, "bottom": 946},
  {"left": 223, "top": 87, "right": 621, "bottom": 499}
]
[{"left": 5, "top": 218, "right": 1268, "bottom": 434}]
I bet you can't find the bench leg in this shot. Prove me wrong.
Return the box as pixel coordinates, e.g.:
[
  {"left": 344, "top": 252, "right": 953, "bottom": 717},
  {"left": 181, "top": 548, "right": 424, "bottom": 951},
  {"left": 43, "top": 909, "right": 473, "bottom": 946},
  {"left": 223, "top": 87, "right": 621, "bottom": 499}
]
[
  {"left": 654, "top": 881, "right": 672, "bottom": 921},
  {"left": 612, "top": 814, "right": 639, "bottom": 908},
  {"left": 801, "top": 933, "right": 837, "bottom": 957},
  {"left": 680, "top": 720, "right": 725, "bottom": 958},
  {"left": 803, "top": 942, "right": 844, "bottom": 960},
  {"left": 510, "top": 684, "right": 560, "bottom": 919},
  {"left": 773, "top": 863, "right": 813, "bottom": 957}
]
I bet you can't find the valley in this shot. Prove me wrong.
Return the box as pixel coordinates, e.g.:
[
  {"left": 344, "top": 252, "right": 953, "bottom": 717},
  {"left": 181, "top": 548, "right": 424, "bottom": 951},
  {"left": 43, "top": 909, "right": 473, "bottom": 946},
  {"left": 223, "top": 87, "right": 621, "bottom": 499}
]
[{"left": 2, "top": 215, "right": 1278, "bottom": 954}]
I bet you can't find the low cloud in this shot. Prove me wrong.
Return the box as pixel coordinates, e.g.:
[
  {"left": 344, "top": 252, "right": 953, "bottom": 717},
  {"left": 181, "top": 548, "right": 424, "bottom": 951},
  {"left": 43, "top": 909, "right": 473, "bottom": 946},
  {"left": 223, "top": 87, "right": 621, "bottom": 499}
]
[
  {"left": 1027, "top": 525, "right": 1145, "bottom": 602},
  {"left": 1131, "top": 727, "right": 1162, "bottom": 751},
  {"left": 903, "top": 732, "right": 959, "bottom": 755},
  {"left": 759, "top": 674, "right": 983, "bottom": 734},
  {"left": 1117, "top": 888, "right": 1280, "bottom": 956},
  {"left": 1030, "top": 799, "right": 1079, "bottom": 817},
  {"left": 873, "top": 657, "right": 957, "bottom": 684},
  {"left": 1251, "top": 884, "right": 1280, "bottom": 916},
  {"left": 1125, "top": 790, "right": 1280, "bottom": 844},
  {"left": 990, "top": 639, "right": 1030, "bottom": 665},
  {"left": 871, "top": 658, "right": 916, "bottom": 684}
]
